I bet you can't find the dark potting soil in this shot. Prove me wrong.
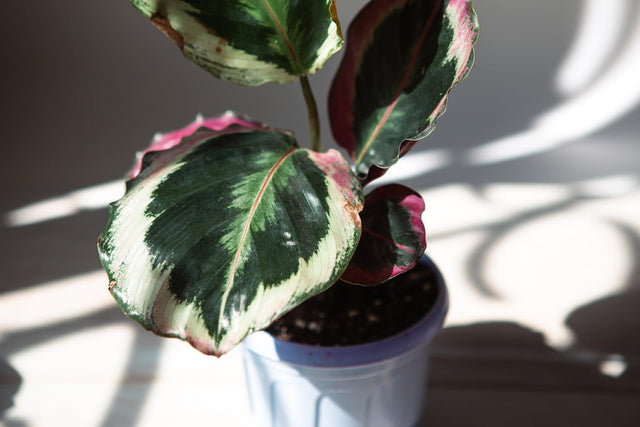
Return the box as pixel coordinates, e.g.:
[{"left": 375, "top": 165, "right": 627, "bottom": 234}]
[{"left": 266, "top": 262, "right": 438, "bottom": 346}]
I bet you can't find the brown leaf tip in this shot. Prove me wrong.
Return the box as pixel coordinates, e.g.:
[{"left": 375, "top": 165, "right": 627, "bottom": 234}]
[
  {"left": 150, "top": 13, "right": 185, "bottom": 50},
  {"left": 346, "top": 200, "right": 364, "bottom": 229}
]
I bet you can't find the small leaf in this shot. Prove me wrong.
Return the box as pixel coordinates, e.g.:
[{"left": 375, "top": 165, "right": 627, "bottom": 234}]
[
  {"left": 99, "top": 126, "right": 363, "bottom": 356},
  {"left": 340, "top": 184, "right": 426, "bottom": 286},
  {"left": 130, "top": 0, "right": 343, "bottom": 86},
  {"left": 329, "top": 0, "right": 479, "bottom": 178},
  {"left": 129, "top": 111, "right": 265, "bottom": 179}
]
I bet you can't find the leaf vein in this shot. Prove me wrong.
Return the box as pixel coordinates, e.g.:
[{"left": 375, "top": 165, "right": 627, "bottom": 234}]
[
  {"left": 261, "top": 0, "right": 300, "bottom": 69},
  {"left": 217, "top": 147, "right": 297, "bottom": 330},
  {"left": 362, "top": 226, "right": 418, "bottom": 254}
]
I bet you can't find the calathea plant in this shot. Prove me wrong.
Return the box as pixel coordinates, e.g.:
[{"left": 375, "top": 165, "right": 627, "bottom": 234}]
[{"left": 98, "top": 0, "right": 478, "bottom": 356}]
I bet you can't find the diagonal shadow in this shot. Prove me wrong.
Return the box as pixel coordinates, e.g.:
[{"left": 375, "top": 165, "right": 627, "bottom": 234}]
[
  {"left": 1, "top": 305, "right": 163, "bottom": 427},
  {"left": 2, "top": 307, "right": 124, "bottom": 356},
  {"left": 99, "top": 328, "right": 163, "bottom": 427}
]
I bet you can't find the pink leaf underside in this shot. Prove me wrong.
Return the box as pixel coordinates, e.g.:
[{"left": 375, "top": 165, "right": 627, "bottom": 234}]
[
  {"left": 341, "top": 184, "right": 426, "bottom": 285},
  {"left": 364, "top": 183, "right": 427, "bottom": 258},
  {"left": 374, "top": 184, "right": 426, "bottom": 244}
]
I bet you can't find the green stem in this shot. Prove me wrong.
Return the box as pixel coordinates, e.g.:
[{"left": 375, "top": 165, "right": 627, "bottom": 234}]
[{"left": 300, "top": 74, "right": 321, "bottom": 152}]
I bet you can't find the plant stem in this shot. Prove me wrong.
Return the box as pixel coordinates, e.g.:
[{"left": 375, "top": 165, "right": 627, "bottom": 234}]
[{"left": 300, "top": 74, "right": 321, "bottom": 152}]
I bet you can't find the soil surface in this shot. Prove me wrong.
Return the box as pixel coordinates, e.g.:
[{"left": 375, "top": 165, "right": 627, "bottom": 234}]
[{"left": 266, "top": 262, "right": 438, "bottom": 346}]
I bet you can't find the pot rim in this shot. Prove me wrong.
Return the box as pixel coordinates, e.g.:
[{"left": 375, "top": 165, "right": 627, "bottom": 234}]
[{"left": 243, "top": 254, "right": 448, "bottom": 368}]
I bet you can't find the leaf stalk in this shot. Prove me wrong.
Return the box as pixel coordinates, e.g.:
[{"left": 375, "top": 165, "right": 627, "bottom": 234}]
[{"left": 300, "top": 74, "right": 321, "bottom": 151}]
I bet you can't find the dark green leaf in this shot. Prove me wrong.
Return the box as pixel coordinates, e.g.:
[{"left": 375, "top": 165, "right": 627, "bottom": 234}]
[{"left": 329, "top": 0, "right": 479, "bottom": 178}]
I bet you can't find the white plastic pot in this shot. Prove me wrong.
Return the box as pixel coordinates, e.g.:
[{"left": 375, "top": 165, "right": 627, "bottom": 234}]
[{"left": 242, "top": 255, "right": 448, "bottom": 427}]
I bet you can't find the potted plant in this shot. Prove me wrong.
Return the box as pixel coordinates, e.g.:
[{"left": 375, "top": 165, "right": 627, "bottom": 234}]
[{"left": 97, "top": 0, "right": 478, "bottom": 425}]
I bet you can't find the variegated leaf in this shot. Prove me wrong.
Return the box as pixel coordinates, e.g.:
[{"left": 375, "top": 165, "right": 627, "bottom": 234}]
[
  {"left": 329, "top": 0, "right": 479, "bottom": 178},
  {"left": 130, "top": 0, "right": 343, "bottom": 86},
  {"left": 98, "top": 127, "right": 363, "bottom": 356},
  {"left": 341, "top": 184, "right": 426, "bottom": 285}
]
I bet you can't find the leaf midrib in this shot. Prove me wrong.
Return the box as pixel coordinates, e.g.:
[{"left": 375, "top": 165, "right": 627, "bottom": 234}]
[
  {"left": 218, "top": 147, "right": 297, "bottom": 330},
  {"left": 261, "top": 0, "right": 301, "bottom": 72},
  {"left": 362, "top": 226, "right": 418, "bottom": 254},
  {"left": 355, "top": 0, "right": 443, "bottom": 164}
]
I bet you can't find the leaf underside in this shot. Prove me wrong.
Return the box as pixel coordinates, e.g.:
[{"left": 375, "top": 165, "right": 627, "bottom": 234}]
[
  {"left": 341, "top": 184, "right": 426, "bottom": 285},
  {"left": 130, "top": 0, "right": 343, "bottom": 86},
  {"left": 329, "top": 0, "right": 479, "bottom": 179},
  {"left": 98, "top": 126, "right": 363, "bottom": 356}
]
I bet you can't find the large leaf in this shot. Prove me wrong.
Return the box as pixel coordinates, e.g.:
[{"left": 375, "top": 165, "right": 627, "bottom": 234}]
[
  {"left": 341, "top": 184, "right": 426, "bottom": 285},
  {"left": 130, "top": 0, "right": 343, "bottom": 86},
  {"left": 329, "top": 0, "right": 479, "bottom": 178},
  {"left": 98, "top": 126, "right": 363, "bottom": 356}
]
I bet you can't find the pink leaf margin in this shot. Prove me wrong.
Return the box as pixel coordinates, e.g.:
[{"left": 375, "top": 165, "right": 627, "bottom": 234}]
[
  {"left": 128, "top": 111, "right": 266, "bottom": 179},
  {"left": 328, "top": 0, "right": 404, "bottom": 159},
  {"left": 329, "top": 0, "right": 479, "bottom": 182}
]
